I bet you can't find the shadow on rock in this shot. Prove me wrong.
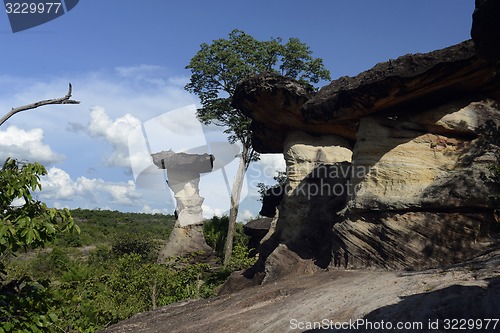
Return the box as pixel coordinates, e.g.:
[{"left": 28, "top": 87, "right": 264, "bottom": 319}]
[{"left": 304, "top": 277, "right": 500, "bottom": 333}]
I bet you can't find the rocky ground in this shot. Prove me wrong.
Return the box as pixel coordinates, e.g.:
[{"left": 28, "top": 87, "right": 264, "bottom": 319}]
[{"left": 102, "top": 249, "right": 500, "bottom": 333}]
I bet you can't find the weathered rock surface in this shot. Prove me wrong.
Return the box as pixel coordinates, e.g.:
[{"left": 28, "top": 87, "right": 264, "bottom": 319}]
[
  {"left": 333, "top": 211, "right": 499, "bottom": 270},
  {"left": 348, "top": 99, "right": 500, "bottom": 211},
  {"left": 152, "top": 150, "right": 214, "bottom": 261},
  {"left": 233, "top": 41, "right": 500, "bottom": 153},
  {"left": 231, "top": 2, "right": 500, "bottom": 272},
  {"left": 327, "top": 98, "right": 500, "bottom": 269},
  {"left": 103, "top": 250, "right": 500, "bottom": 333},
  {"left": 243, "top": 217, "right": 272, "bottom": 255},
  {"left": 242, "top": 132, "right": 354, "bottom": 273},
  {"left": 156, "top": 225, "right": 213, "bottom": 263},
  {"left": 471, "top": 0, "right": 500, "bottom": 62},
  {"left": 277, "top": 131, "right": 352, "bottom": 242},
  {"left": 251, "top": 99, "right": 499, "bottom": 271}
]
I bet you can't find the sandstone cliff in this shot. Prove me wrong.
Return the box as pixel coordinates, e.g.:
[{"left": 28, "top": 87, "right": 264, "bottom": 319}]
[
  {"left": 102, "top": 2, "right": 500, "bottom": 332},
  {"left": 232, "top": 2, "right": 500, "bottom": 273}
]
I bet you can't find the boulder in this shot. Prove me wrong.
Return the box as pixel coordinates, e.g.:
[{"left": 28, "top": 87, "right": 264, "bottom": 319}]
[{"left": 243, "top": 217, "right": 273, "bottom": 255}]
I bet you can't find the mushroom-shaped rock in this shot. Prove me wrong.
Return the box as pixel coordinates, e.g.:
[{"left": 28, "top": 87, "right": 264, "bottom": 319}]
[{"left": 151, "top": 150, "right": 214, "bottom": 262}]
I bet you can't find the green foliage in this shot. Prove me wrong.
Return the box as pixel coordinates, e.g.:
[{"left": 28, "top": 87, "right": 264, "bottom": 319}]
[
  {"left": 0, "top": 277, "right": 59, "bottom": 333},
  {"left": 0, "top": 158, "right": 78, "bottom": 256},
  {"left": 203, "top": 216, "right": 248, "bottom": 256},
  {"left": 185, "top": 29, "right": 331, "bottom": 147},
  {"left": 62, "top": 208, "right": 174, "bottom": 247},
  {"left": 203, "top": 215, "right": 230, "bottom": 254},
  {"left": 54, "top": 252, "right": 216, "bottom": 332},
  {"left": 3, "top": 209, "right": 252, "bottom": 332},
  {"left": 0, "top": 158, "right": 78, "bottom": 333},
  {"left": 257, "top": 170, "right": 287, "bottom": 202},
  {"left": 203, "top": 216, "right": 256, "bottom": 270},
  {"left": 0, "top": 160, "right": 253, "bottom": 332},
  {"left": 111, "top": 236, "right": 160, "bottom": 262},
  {"left": 225, "top": 243, "right": 256, "bottom": 272}
]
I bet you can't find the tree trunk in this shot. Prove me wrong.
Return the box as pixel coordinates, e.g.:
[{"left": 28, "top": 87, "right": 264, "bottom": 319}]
[{"left": 222, "top": 152, "right": 249, "bottom": 267}]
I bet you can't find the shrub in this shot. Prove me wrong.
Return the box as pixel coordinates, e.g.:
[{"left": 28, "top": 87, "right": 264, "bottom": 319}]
[
  {"left": 0, "top": 158, "right": 78, "bottom": 332},
  {"left": 203, "top": 215, "right": 256, "bottom": 270},
  {"left": 111, "top": 236, "right": 159, "bottom": 262}
]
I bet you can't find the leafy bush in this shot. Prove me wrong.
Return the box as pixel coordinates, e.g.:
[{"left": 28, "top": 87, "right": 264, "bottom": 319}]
[
  {"left": 0, "top": 158, "right": 78, "bottom": 257},
  {"left": 0, "top": 277, "right": 59, "bottom": 333},
  {"left": 203, "top": 216, "right": 256, "bottom": 270},
  {"left": 54, "top": 232, "right": 82, "bottom": 247},
  {"left": 112, "top": 236, "right": 160, "bottom": 262},
  {"left": 203, "top": 215, "right": 229, "bottom": 254},
  {"left": 54, "top": 253, "right": 216, "bottom": 331},
  {"left": 226, "top": 244, "right": 257, "bottom": 271},
  {"left": 0, "top": 159, "right": 254, "bottom": 332},
  {"left": 0, "top": 158, "right": 78, "bottom": 332}
]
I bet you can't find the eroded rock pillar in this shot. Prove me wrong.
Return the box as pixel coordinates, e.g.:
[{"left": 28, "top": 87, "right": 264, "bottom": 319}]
[
  {"left": 278, "top": 131, "right": 352, "bottom": 242},
  {"left": 151, "top": 150, "right": 214, "bottom": 262}
]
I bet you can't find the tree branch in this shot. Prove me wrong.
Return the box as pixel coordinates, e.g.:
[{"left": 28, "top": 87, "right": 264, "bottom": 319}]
[{"left": 0, "top": 83, "right": 80, "bottom": 127}]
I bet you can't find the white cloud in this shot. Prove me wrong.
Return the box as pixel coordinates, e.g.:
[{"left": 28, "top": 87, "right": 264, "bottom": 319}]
[
  {"left": 202, "top": 204, "right": 224, "bottom": 219},
  {"left": 0, "top": 67, "right": 270, "bottom": 217},
  {"left": 255, "top": 154, "right": 286, "bottom": 176},
  {"left": 115, "top": 64, "right": 165, "bottom": 78},
  {"left": 240, "top": 209, "right": 254, "bottom": 221},
  {"left": 0, "top": 125, "right": 64, "bottom": 164},
  {"left": 40, "top": 167, "right": 144, "bottom": 207},
  {"left": 1, "top": 66, "right": 196, "bottom": 132},
  {"left": 41, "top": 167, "right": 75, "bottom": 199},
  {"left": 141, "top": 204, "right": 169, "bottom": 215},
  {"left": 87, "top": 106, "right": 142, "bottom": 167}
]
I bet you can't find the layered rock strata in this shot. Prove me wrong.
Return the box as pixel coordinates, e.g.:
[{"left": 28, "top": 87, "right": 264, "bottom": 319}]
[
  {"left": 151, "top": 150, "right": 214, "bottom": 262},
  {"left": 233, "top": 4, "right": 500, "bottom": 272}
]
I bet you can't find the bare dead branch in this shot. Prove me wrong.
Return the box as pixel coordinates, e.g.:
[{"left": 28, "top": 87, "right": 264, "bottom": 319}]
[{"left": 0, "top": 83, "right": 80, "bottom": 127}]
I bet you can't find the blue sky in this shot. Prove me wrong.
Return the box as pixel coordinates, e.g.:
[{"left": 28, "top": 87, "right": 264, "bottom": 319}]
[{"left": 0, "top": 1, "right": 475, "bottom": 219}]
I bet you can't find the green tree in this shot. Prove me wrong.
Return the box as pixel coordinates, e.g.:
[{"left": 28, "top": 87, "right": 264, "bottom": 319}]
[
  {"left": 185, "top": 29, "right": 330, "bottom": 266},
  {"left": 0, "top": 158, "right": 77, "bottom": 257},
  {"left": 203, "top": 215, "right": 256, "bottom": 271},
  {"left": 257, "top": 171, "right": 287, "bottom": 202},
  {"left": 0, "top": 158, "right": 78, "bottom": 332}
]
